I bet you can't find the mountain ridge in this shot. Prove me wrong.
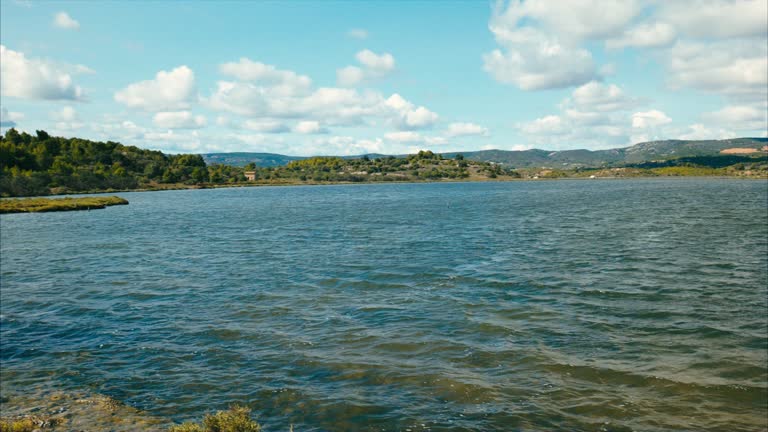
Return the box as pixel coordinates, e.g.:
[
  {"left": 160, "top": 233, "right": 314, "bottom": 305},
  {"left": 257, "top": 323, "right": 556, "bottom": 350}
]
[{"left": 204, "top": 137, "right": 768, "bottom": 168}]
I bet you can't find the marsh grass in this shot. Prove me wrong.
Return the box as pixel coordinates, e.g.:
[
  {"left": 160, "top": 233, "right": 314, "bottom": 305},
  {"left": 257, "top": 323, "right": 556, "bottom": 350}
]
[
  {"left": 0, "top": 415, "right": 64, "bottom": 431},
  {"left": 168, "top": 405, "right": 261, "bottom": 432},
  {"left": 0, "top": 196, "right": 128, "bottom": 214}
]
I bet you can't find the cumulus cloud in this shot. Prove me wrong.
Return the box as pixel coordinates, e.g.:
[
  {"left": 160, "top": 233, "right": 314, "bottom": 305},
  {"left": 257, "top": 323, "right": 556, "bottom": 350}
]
[
  {"left": 53, "top": 12, "right": 80, "bottom": 30},
  {"left": 515, "top": 0, "right": 642, "bottom": 41},
  {"left": 208, "top": 56, "right": 441, "bottom": 145},
  {"left": 385, "top": 94, "right": 438, "bottom": 130},
  {"left": 347, "top": 28, "right": 369, "bottom": 39},
  {"left": 701, "top": 104, "right": 768, "bottom": 132},
  {"left": 50, "top": 106, "right": 84, "bottom": 130},
  {"left": 0, "top": 45, "right": 86, "bottom": 101},
  {"left": 336, "top": 66, "right": 366, "bottom": 88},
  {"left": 445, "top": 122, "right": 489, "bottom": 137},
  {"left": 567, "top": 81, "right": 641, "bottom": 112},
  {"left": 114, "top": 65, "right": 197, "bottom": 111},
  {"left": 308, "top": 135, "right": 384, "bottom": 156},
  {"left": 631, "top": 110, "right": 672, "bottom": 128},
  {"left": 242, "top": 120, "right": 289, "bottom": 133},
  {"left": 678, "top": 123, "right": 738, "bottom": 140},
  {"left": 209, "top": 72, "right": 439, "bottom": 131},
  {"left": 153, "top": 111, "right": 207, "bottom": 129},
  {"left": 519, "top": 115, "right": 567, "bottom": 135},
  {"left": 606, "top": 22, "right": 676, "bottom": 49},
  {"left": 0, "top": 107, "right": 24, "bottom": 127},
  {"left": 665, "top": 40, "right": 767, "bottom": 102},
  {"left": 219, "top": 58, "right": 311, "bottom": 95},
  {"left": 385, "top": 131, "right": 423, "bottom": 142},
  {"left": 516, "top": 82, "right": 659, "bottom": 148},
  {"left": 482, "top": 0, "right": 642, "bottom": 90},
  {"left": 209, "top": 82, "right": 384, "bottom": 125},
  {"left": 293, "top": 120, "right": 328, "bottom": 134},
  {"left": 658, "top": 0, "right": 767, "bottom": 39},
  {"left": 91, "top": 120, "right": 146, "bottom": 142},
  {"left": 337, "top": 49, "right": 395, "bottom": 87}
]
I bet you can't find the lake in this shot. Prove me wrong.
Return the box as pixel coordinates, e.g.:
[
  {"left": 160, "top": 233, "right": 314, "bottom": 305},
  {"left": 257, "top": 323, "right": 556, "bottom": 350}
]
[{"left": 1, "top": 179, "right": 766, "bottom": 431}]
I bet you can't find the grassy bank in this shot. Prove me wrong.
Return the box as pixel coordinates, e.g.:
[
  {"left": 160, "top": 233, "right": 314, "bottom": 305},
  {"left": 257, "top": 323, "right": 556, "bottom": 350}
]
[{"left": 0, "top": 196, "right": 128, "bottom": 214}]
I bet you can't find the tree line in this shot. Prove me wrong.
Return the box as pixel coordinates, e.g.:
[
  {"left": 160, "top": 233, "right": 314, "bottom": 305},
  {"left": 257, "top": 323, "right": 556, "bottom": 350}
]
[{"left": 1, "top": 130, "right": 519, "bottom": 197}]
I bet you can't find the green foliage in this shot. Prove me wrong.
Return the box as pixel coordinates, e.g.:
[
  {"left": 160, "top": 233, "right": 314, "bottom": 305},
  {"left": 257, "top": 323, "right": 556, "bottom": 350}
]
[
  {"left": 168, "top": 405, "right": 261, "bottom": 432},
  {"left": 0, "top": 129, "right": 208, "bottom": 196}
]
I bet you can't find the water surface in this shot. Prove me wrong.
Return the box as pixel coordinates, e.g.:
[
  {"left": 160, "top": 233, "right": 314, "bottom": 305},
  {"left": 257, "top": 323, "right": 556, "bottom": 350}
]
[{"left": 2, "top": 179, "right": 767, "bottom": 431}]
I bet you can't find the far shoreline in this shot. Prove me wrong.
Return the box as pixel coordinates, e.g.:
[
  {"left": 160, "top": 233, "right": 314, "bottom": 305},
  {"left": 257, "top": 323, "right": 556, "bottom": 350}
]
[{"left": 2, "top": 174, "right": 766, "bottom": 201}]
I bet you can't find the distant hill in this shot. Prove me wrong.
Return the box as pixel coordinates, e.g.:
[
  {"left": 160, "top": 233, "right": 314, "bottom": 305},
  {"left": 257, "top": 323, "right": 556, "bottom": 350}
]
[
  {"left": 449, "top": 138, "right": 768, "bottom": 168},
  {"left": 204, "top": 138, "right": 768, "bottom": 168},
  {"left": 203, "top": 152, "right": 393, "bottom": 167},
  {"left": 203, "top": 152, "right": 306, "bottom": 167}
]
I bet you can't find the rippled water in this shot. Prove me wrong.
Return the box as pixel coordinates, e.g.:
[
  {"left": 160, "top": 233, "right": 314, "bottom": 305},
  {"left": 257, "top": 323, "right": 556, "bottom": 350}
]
[{"left": 1, "top": 179, "right": 767, "bottom": 431}]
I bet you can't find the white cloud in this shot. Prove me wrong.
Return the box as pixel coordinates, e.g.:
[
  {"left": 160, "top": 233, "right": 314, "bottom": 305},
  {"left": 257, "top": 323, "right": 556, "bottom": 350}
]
[
  {"left": 659, "top": 0, "right": 767, "bottom": 39},
  {"left": 515, "top": 0, "right": 642, "bottom": 41},
  {"left": 91, "top": 120, "right": 146, "bottom": 142},
  {"left": 209, "top": 58, "right": 440, "bottom": 138},
  {"left": 567, "top": 81, "right": 640, "bottom": 112},
  {"left": 356, "top": 50, "right": 395, "bottom": 73},
  {"left": 483, "top": 28, "right": 597, "bottom": 90},
  {"left": 347, "top": 28, "right": 369, "bottom": 39},
  {"left": 606, "top": 22, "right": 677, "bottom": 49},
  {"left": 0, "top": 45, "right": 86, "bottom": 101},
  {"left": 53, "top": 12, "right": 80, "bottom": 30},
  {"left": 50, "top": 106, "right": 85, "bottom": 131},
  {"left": 678, "top": 123, "right": 738, "bottom": 140},
  {"left": 563, "top": 109, "right": 610, "bottom": 126},
  {"left": 0, "top": 107, "right": 24, "bottom": 127},
  {"left": 293, "top": 120, "right": 327, "bottom": 134},
  {"left": 336, "top": 66, "right": 366, "bottom": 87},
  {"left": 208, "top": 80, "right": 439, "bottom": 131},
  {"left": 631, "top": 110, "right": 672, "bottom": 128},
  {"left": 446, "top": 122, "right": 489, "bottom": 137},
  {"left": 385, "top": 94, "right": 438, "bottom": 130},
  {"left": 209, "top": 81, "right": 383, "bottom": 124},
  {"left": 114, "top": 65, "right": 197, "bottom": 111},
  {"left": 482, "top": 0, "right": 642, "bottom": 90},
  {"left": 219, "top": 58, "right": 311, "bottom": 96},
  {"left": 665, "top": 40, "right": 767, "bottom": 102},
  {"left": 519, "top": 115, "right": 567, "bottom": 135},
  {"left": 143, "top": 130, "right": 206, "bottom": 153},
  {"left": 337, "top": 49, "right": 395, "bottom": 87},
  {"left": 702, "top": 104, "right": 768, "bottom": 132},
  {"left": 308, "top": 135, "right": 384, "bottom": 156},
  {"left": 153, "top": 111, "right": 206, "bottom": 129},
  {"left": 242, "top": 120, "right": 289, "bottom": 133},
  {"left": 385, "top": 131, "right": 423, "bottom": 142},
  {"left": 516, "top": 81, "right": 656, "bottom": 148}
]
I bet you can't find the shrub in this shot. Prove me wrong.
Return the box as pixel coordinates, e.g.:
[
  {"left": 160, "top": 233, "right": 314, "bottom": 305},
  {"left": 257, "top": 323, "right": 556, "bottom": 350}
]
[{"left": 168, "top": 405, "right": 261, "bottom": 432}]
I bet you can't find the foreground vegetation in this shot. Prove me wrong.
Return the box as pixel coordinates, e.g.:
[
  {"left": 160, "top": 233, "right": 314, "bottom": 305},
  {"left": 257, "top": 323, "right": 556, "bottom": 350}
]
[
  {"left": 0, "top": 196, "right": 128, "bottom": 213},
  {"left": 168, "top": 406, "right": 261, "bottom": 432},
  {"left": 2, "top": 129, "right": 766, "bottom": 197},
  {"left": 0, "top": 129, "right": 519, "bottom": 196},
  {"left": 0, "top": 405, "right": 262, "bottom": 432}
]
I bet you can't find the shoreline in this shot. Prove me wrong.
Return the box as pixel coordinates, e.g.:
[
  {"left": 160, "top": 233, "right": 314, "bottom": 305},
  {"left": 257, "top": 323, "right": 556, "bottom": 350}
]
[{"left": 3, "top": 174, "right": 766, "bottom": 200}]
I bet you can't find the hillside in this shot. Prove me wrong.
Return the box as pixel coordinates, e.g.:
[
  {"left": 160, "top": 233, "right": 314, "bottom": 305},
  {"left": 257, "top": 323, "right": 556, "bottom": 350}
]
[
  {"left": 3, "top": 129, "right": 766, "bottom": 197},
  {"left": 206, "top": 138, "right": 768, "bottom": 168},
  {"left": 203, "top": 152, "right": 306, "bottom": 167}
]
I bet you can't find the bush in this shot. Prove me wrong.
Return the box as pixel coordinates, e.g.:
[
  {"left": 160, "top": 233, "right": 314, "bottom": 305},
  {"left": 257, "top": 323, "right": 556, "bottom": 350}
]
[{"left": 168, "top": 405, "right": 261, "bottom": 432}]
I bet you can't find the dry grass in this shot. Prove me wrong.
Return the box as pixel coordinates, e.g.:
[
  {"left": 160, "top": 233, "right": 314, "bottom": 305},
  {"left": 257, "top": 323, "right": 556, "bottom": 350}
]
[
  {"left": 0, "top": 196, "right": 128, "bottom": 214},
  {"left": 0, "top": 415, "right": 64, "bottom": 432}
]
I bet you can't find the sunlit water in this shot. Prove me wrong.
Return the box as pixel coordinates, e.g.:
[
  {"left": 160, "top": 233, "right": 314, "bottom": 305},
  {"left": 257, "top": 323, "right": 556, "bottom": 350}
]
[{"left": 1, "top": 179, "right": 766, "bottom": 431}]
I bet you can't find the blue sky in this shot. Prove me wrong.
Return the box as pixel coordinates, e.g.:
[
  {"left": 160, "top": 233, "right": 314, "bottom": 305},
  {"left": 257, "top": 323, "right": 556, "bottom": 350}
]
[{"left": 1, "top": 0, "right": 766, "bottom": 155}]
